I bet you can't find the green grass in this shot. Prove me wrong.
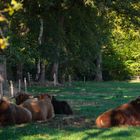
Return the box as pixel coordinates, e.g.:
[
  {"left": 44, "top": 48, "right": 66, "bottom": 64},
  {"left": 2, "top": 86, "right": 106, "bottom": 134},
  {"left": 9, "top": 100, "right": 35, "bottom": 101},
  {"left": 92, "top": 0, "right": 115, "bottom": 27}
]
[{"left": 1, "top": 81, "right": 140, "bottom": 140}]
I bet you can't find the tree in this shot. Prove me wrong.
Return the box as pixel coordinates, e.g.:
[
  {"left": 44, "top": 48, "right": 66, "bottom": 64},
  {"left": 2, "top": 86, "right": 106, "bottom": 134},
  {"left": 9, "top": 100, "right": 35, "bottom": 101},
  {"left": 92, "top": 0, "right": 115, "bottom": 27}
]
[
  {"left": 0, "top": 0, "right": 22, "bottom": 50},
  {"left": 102, "top": 0, "right": 140, "bottom": 80},
  {"left": 4, "top": 0, "right": 140, "bottom": 82}
]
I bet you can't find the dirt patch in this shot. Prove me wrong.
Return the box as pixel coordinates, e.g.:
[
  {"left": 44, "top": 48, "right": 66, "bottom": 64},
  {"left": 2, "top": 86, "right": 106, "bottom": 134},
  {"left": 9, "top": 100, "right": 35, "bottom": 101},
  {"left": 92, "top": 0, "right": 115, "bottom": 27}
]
[
  {"left": 39, "top": 115, "right": 96, "bottom": 129},
  {"left": 70, "top": 100, "right": 98, "bottom": 107}
]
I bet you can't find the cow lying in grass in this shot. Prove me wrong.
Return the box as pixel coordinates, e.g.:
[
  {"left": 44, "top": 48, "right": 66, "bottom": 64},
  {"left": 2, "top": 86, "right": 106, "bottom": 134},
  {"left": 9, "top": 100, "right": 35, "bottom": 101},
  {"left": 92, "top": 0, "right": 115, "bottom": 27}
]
[
  {"left": 35, "top": 94, "right": 73, "bottom": 115},
  {"left": 96, "top": 97, "right": 140, "bottom": 128},
  {"left": 51, "top": 96, "right": 73, "bottom": 115},
  {"left": 20, "top": 96, "right": 55, "bottom": 121},
  {"left": 15, "top": 93, "right": 73, "bottom": 115},
  {"left": 0, "top": 98, "right": 32, "bottom": 126}
]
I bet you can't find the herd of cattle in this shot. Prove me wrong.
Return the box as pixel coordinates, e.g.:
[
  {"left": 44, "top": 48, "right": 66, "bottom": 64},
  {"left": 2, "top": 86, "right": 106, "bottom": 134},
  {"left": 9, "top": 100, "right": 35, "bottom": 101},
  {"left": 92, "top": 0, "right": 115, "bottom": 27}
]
[
  {"left": 1, "top": 92, "right": 140, "bottom": 128},
  {"left": 0, "top": 93, "right": 73, "bottom": 126}
]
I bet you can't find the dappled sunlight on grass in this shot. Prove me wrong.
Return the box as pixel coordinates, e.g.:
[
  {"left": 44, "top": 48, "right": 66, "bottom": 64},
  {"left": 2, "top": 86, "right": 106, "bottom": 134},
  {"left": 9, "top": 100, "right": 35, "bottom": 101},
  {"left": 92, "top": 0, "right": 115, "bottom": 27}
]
[
  {"left": 80, "top": 126, "right": 140, "bottom": 140},
  {"left": 1, "top": 81, "right": 140, "bottom": 139},
  {"left": 128, "top": 80, "right": 140, "bottom": 83},
  {"left": 123, "top": 95, "right": 133, "bottom": 98}
]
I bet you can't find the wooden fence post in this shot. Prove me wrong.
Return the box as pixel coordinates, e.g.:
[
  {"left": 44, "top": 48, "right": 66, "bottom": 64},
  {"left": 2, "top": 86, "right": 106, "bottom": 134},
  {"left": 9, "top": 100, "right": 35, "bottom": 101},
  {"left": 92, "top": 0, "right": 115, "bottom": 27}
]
[
  {"left": 10, "top": 80, "right": 14, "bottom": 97},
  {"left": 84, "top": 76, "right": 86, "bottom": 83},
  {"left": 24, "top": 77, "right": 27, "bottom": 93},
  {"left": 69, "top": 75, "right": 72, "bottom": 86},
  {"left": 18, "top": 79, "right": 21, "bottom": 92},
  {"left": 53, "top": 73, "right": 57, "bottom": 86},
  {"left": 27, "top": 72, "right": 31, "bottom": 86},
  {"left": 62, "top": 74, "right": 65, "bottom": 84}
]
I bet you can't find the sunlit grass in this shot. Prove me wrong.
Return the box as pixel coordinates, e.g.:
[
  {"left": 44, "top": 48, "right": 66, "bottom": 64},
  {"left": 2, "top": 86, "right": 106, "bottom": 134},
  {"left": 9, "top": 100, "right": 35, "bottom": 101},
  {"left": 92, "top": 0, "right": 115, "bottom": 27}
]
[{"left": 1, "top": 81, "right": 140, "bottom": 140}]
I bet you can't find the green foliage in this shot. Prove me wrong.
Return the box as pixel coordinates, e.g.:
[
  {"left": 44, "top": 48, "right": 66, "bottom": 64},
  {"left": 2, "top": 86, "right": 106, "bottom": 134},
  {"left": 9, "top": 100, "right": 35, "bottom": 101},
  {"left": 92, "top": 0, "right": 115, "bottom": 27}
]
[
  {"left": 102, "top": 1, "right": 140, "bottom": 80},
  {"left": 1, "top": 0, "right": 140, "bottom": 81},
  {"left": 0, "top": 0, "right": 22, "bottom": 49}
]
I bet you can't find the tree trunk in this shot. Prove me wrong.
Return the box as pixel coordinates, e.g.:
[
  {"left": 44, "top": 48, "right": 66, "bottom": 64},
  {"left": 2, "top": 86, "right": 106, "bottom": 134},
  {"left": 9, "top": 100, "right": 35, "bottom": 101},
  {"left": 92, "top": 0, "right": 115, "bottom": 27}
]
[
  {"left": 95, "top": 51, "right": 103, "bottom": 81},
  {"left": 16, "top": 62, "right": 23, "bottom": 81},
  {"left": 52, "top": 62, "right": 59, "bottom": 83},
  {"left": 51, "top": 14, "right": 64, "bottom": 84},
  {"left": 35, "top": 59, "right": 41, "bottom": 81},
  {"left": 35, "top": 16, "right": 44, "bottom": 82},
  {"left": 38, "top": 17, "right": 43, "bottom": 45},
  {"left": 40, "top": 60, "right": 45, "bottom": 84}
]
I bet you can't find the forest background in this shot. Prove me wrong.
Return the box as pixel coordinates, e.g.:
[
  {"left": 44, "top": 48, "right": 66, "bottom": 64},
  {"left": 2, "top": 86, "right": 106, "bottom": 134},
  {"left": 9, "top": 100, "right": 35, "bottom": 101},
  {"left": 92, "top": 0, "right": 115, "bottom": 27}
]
[{"left": 0, "top": 0, "right": 140, "bottom": 83}]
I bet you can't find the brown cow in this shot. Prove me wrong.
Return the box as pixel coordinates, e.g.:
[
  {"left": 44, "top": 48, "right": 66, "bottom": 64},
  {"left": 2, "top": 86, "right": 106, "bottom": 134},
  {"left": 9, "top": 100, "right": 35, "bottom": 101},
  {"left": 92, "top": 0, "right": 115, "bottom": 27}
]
[
  {"left": 34, "top": 93, "right": 52, "bottom": 100},
  {"left": 20, "top": 97, "right": 55, "bottom": 121},
  {"left": 15, "top": 93, "right": 51, "bottom": 105},
  {"left": 15, "top": 93, "right": 73, "bottom": 115},
  {"left": 96, "top": 97, "right": 140, "bottom": 128},
  {"left": 0, "top": 98, "right": 32, "bottom": 126},
  {"left": 36, "top": 94, "right": 73, "bottom": 115},
  {"left": 15, "top": 92, "right": 33, "bottom": 105}
]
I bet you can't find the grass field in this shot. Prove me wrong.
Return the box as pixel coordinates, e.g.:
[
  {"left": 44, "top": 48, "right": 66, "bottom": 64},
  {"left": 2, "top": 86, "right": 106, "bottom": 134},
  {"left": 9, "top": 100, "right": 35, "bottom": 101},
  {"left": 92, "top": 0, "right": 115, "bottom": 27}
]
[{"left": 1, "top": 81, "right": 140, "bottom": 140}]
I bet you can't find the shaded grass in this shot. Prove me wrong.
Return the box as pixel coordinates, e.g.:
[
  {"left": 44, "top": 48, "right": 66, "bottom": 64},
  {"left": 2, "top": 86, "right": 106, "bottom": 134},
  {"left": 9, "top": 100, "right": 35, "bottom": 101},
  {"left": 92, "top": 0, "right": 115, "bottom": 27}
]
[{"left": 1, "top": 81, "right": 140, "bottom": 140}]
